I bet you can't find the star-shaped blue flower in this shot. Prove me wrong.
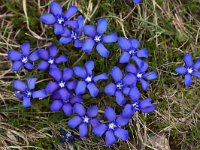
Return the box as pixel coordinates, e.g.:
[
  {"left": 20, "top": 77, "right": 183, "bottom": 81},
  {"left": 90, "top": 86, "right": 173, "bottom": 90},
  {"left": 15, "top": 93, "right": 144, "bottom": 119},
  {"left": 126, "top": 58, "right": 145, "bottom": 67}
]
[
  {"left": 8, "top": 43, "right": 39, "bottom": 71},
  {"left": 82, "top": 18, "right": 118, "bottom": 58},
  {"left": 40, "top": 2, "right": 78, "bottom": 35},
  {"left": 92, "top": 107, "right": 129, "bottom": 146},
  {"left": 175, "top": 53, "right": 200, "bottom": 86},
  {"left": 13, "top": 78, "right": 46, "bottom": 107},
  {"left": 118, "top": 37, "right": 148, "bottom": 64},
  {"left": 59, "top": 15, "right": 84, "bottom": 48},
  {"left": 68, "top": 105, "right": 99, "bottom": 138},
  {"left": 73, "top": 60, "right": 108, "bottom": 97},
  {"left": 37, "top": 44, "right": 68, "bottom": 70}
]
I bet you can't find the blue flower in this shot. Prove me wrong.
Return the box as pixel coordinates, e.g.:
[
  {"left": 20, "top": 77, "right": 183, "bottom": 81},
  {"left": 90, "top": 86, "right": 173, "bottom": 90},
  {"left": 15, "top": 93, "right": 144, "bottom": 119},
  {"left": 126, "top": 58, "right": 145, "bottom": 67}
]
[
  {"left": 92, "top": 107, "right": 129, "bottom": 146},
  {"left": 175, "top": 53, "right": 200, "bottom": 86},
  {"left": 125, "top": 62, "right": 158, "bottom": 90},
  {"left": 13, "top": 78, "right": 46, "bottom": 107},
  {"left": 82, "top": 18, "right": 118, "bottom": 58},
  {"left": 122, "top": 98, "right": 156, "bottom": 118},
  {"left": 133, "top": 0, "right": 142, "bottom": 4},
  {"left": 45, "top": 68, "right": 76, "bottom": 100},
  {"left": 8, "top": 43, "right": 39, "bottom": 71},
  {"left": 104, "top": 66, "right": 137, "bottom": 106},
  {"left": 50, "top": 95, "right": 82, "bottom": 116},
  {"left": 73, "top": 60, "right": 108, "bottom": 97},
  {"left": 118, "top": 37, "right": 148, "bottom": 64},
  {"left": 40, "top": 2, "right": 78, "bottom": 35},
  {"left": 59, "top": 15, "right": 84, "bottom": 48},
  {"left": 68, "top": 105, "right": 99, "bottom": 138},
  {"left": 59, "top": 129, "right": 77, "bottom": 144},
  {"left": 37, "top": 44, "right": 68, "bottom": 70}
]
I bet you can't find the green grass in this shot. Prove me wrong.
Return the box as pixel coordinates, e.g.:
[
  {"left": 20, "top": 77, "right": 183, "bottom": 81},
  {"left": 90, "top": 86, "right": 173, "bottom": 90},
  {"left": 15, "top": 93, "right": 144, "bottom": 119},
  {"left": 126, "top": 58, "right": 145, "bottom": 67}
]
[{"left": 0, "top": 0, "right": 200, "bottom": 149}]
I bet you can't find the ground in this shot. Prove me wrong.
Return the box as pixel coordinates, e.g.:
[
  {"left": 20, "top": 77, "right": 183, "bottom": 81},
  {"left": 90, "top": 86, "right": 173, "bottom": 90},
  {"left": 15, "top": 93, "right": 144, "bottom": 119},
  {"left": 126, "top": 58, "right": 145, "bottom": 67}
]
[{"left": 0, "top": 0, "right": 200, "bottom": 149}]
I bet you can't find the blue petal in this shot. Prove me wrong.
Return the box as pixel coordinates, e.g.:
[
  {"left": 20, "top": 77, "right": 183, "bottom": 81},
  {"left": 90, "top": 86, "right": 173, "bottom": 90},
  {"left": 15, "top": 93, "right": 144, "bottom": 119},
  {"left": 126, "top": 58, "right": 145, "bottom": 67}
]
[
  {"left": 49, "top": 68, "right": 62, "bottom": 82},
  {"left": 193, "top": 71, "right": 200, "bottom": 78},
  {"left": 144, "top": 71, "right": 158, "bottom": 81},
  {"left": 93, "top": 73, "right": 108, "bottom": 82},
  {"left": 23, "top": 97, "right": 31, "bottom": 108},
  {"left": 96, "top": 43, "right": 110, "bottom": 58},
  {"left": 104, "top": 83, "right": 116, "bottom": 96},
  {"left": 104, "top": 107, "right": 116, "bottom": 122},
  {"left": 87, "top": 83, "right": 99, "bottom": 97},
  {"left": 49, "top": 44, "right": 58, "bottom": 57},
  {"left": 14, "top": 91, "right": 23, "bottom": 100},
  {"left": 64, "top": 6, "right": 78, "bottom": 19},
  {"left": 55, "top": 54, "right": 68, "bottom": 64},
  {"left": 137, "top": 48, "right": 148, "bottom": 58},
  {"left": 115, "top": 90, "right": 126, "bottom": 106},
  {"left": 103, "top": 32, "right": 118, "bottom": 43},
  {"left": 45, "top": 81, "right": 59, "bottom": 93},
  {"left": 40, "top": 13, "right": 56, "bottom": 25},
  {"left": 73, "top": 66, "right": 87, "bottom": 78},
  {"left": 97, "top": 18, "right": 108, "bottom": 34},
  {"left": 110, "top": 66, "right": 123, "bottom": 83},
  {"left": 129, "top": 38, "right": 140, "bottom": 49},
  {"left": 90, "top": 118, "right": 100, "bottom": 127},
  {"left": 122, "top": 104, "right": 134, "bottom": 118},
  {"left": 74, "top": 39, "right": 83, "bottom": 48},
  {"left": 77, "top": 15, "right": 84, "bottom": 30},
  {"left": 184, "top": 53, "right": 193, "bottom": 67},
  {"left": 62, "top": 27, "right": 71, "bottom": 36},
  {"left": 138, "top": 61, "right": 149, "bottom": 73},
  {"left": 194, "top": 58, "right": 200, "bottom": 70},
  {"left": 79, "top": 123, "right": 88, "bottom": 138},
  {"left": 118, "top": 37, "right": 131, "bottom": 51},
  {"left": 63, "top": 68, "right": 73, "bottom": 81},
  {"left": 13, "top": 80, "right": 27, "bottom": 92},
  {"left": 32, "top": 89, "right": 46, "bottom": 99},
  {"left": 20, "top": 43, "right": 30, "bottom": 56},
  {"left": 175, "top": 66, "right": 187, "bottom": 75},
  {"left": 59, "top": 37, "right": 72, "bottom": 44},
  {"left": 82, "top": 39, "right": 95, "bottom": 52},
  {"left": 24, "top": 62, "right": 34, "bottom": 70},
  {"left": 50, "top": 2, "right": 62, "bottom": 16},
  {"left": 50, "top": 100, "right": 63, "bottom": 112},
  {"left": 38, "top": 61, "right": 49, "bottom": 70},
  {"left": 54, "top": 23, "right": 64, "bottom": 35},
  {"left": 8, "top": 50, "right": 22, "bottom": 61},
  {"left": 68, "top": 116, "right": 82, "bottom": 128},
  {"left": 129, "top": 87, "right": 141, "bottom": 101},
  {"left": 65, "top": 20, "right": 78, "bottom": 29},
  {"left": 29, "top": 50, "right": 39, "bottom": 61},
  {"left": 184, "top": 74, "right": 192, "bottom": 86},
  {"left": 125, "top": 64, "right": 137, "bottom": 74},
  {"left": 38, "top": 49, "right": 49, "bottom": 60},
  {"left": 85, "top": 60, "right": 94, "bottom": 75},
  {"left": 114, "top": 128, "right": 128, "bottom": 141},
  {"left": 119, "top": 51, "right": 130, "bottom": 63},
  {"left": 57, "top": 88, "right": 70, "bottom": 100},
  {"left": 133, "top": 0, "right": 142, "bottom": 4},
  {"left": 92, "top": 124, "right": 108, "bottom": 137},
  {"left": 26, "top": 78, "right": 37, "bottom": 90},
  {"left": 12, "top": 61, "right": 23, "bottom": 71},
  {"left": 62, "top": 103, "right": 73, "bottom": 116},
  {"left": 139, "top": 98, "right": 156, "bottom": 113},
  {"left": 73, "top": 103, "right": 86, "bottom": 116},
  {"left": 105, "top": 130, "right": 116, "bottom": 146},
  {"left": 87, "top": 105, "right": 98, "bottom": 118},
  {"left": 132, "top": 56, "right": 143, "bottom": 67},
  {"left": 123, "top": 73, "right": 137, "bottom": 86},
  {"left": 75, "top": 81, "right": 87, "bottom": 95},
  {"left": 115, "top": 115, "right": 130, "bottom": 126},
  {"left": 66, "top": 80, "right": 77, "bottom": 90},
  {"left": 70, "top": 95, "right": 83, "bottom": 104},
  {"left": 139, "top": 79, "right": 150, "bottom": 90},
  {"left": 83, "top": 25, "right": 96, "bottom": 37},
  {"left": 123, "top": 87, "right": 130, "bottom": 95}
]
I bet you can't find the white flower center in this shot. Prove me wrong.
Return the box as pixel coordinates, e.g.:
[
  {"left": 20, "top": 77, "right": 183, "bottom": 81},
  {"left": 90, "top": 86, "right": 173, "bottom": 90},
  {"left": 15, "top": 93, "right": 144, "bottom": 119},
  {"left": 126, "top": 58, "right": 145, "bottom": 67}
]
[
  {"left": 187, "top": 68, "right": 193, "bottom": 74},
  {"left": 108, "top": 123, "right": 116, "bottom": 130},
  {"left": 85, "top": 76, "right": 92, "bottom": 83},
  {"left": 137, "top": 73, "right": 143, "bottom": 78},
  {"left": 71, "top": 31, "right": 77, "bottom": 40},
  {"left": 48, "top": 58, "right": 54, "bottom": 64},
  {"left": 59, "top": 81, "right": 65, "bottom": 88},
  {"left": 132, "top": 102, "right": 139, "bottom": 111},
  {"left": 94, "top": 35, "right": 102, "bottom": 42},
  {"left": 129, "top": 49, "right": 136, "bottom": 55},
  {"left": 58, "top": 17, "right": 65, "bottom": 25},
  {"left": 22, "top": 56, "right": 28, "bottom": 63},
  {"left": 83, "top": 116, "right": 89, "bottom": 123},
  {"left": 66, "top": 132, "right": 71, "bottom": 138},
  {"left": 116, "top": 83, "right": 123, "bottom": 90}
]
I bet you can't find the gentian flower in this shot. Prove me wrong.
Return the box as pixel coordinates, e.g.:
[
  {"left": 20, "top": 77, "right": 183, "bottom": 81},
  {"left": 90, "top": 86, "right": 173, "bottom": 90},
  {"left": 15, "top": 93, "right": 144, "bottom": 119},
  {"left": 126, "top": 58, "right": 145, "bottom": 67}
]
[
  {"left": 104, "top": 66, "right": 137, "bottom": 106},
  {"left": 13, "top": 78, "right": 46, "bottom": 107},
  {"left": 92, "top": 107, "right": 129, "bottom": 146},
  {"left": 8, "top": 43, "right": 39, "bottom": 71},
  {"left": 82, "top": 18, "right": 118, "bottom": 58},
  {"left": 68, "top": 105, "right": 99, "bottom": 138},
  {"left": 45, "top": 68, "right": 76, "bottom": 100},
  {"left": 59, "top": 15, "right": 84, "bottom": 48},
  {"left": 73, "top": 60, "right": 108, "bottom": 97},
  {"left": 50, "top": 94, "right": 82, "bottom": 116},
  {"left": 40, "top": 2, "right": 78, "bottom": 35},
  {"left": 133, "top": 0, "right": 142, "bottom": 4},
  {"left": 125, "top": 62, "right": 158, "bottom": 90},
  {"left": 59, "top": 129, "right": 76, "bottom": 144},
  {"left": 175, "top": 53, "right": 200, "bottom": 86},
  {"left": 37, "top": 44, "right": 68, "bottom": 70},
  {"left": 118, "top": 37, "right": 148, "bottom": 64}
]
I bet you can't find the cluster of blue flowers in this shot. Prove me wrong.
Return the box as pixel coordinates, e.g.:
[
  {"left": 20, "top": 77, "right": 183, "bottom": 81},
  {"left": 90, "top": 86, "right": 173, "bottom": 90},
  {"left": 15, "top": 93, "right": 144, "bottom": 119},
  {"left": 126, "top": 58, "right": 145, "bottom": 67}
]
[{"left": 8, "top": 1, "right": 158, "bottom": 147}]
